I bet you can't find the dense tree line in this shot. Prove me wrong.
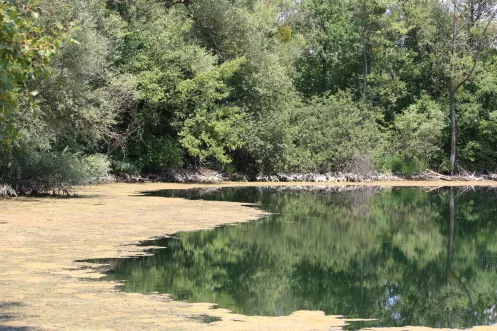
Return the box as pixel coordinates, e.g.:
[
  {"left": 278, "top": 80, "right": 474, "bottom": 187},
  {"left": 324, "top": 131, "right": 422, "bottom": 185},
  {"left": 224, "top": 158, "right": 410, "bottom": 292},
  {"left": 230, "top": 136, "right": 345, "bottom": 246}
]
[{"left": 1, "top": 0, "right": 497, "bottom": 190}]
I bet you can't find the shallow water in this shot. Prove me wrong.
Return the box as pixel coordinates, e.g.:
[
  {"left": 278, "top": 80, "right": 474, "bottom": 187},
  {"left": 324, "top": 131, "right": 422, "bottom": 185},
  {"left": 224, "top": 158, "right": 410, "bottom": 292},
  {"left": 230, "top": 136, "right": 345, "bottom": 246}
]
[{"left": 88, "top": 187, "right": 497, "bottom": 329}]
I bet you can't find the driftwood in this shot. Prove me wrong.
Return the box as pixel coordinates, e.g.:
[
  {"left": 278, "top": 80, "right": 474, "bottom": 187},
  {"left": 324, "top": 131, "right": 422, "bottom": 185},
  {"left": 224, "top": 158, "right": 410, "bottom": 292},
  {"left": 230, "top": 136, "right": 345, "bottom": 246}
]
[
  {"left": 414, "top": 170, "right": 489, "bottom": 182},
  {"left": 0, "top": 185, "right": 17, "bottom": 198},
  {"left": 113, "top": 167, "right": 497, "bottom": 185},
  {"left": 257, "top": 172, "right": 403, "bottom": 183}
]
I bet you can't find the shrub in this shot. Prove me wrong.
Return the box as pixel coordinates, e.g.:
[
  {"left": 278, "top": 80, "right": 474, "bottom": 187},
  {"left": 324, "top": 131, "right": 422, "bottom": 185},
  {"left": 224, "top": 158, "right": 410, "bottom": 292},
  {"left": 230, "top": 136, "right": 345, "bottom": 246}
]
[
  {"left": 285, "top": 91, "right": 383, "bottom": 173},
  {"left": 0, "top": 144, "right": 110, "bottom": 194},
  {"left": 110, "top": 159, "right": 141, "bottom": 175},
  {"left": 242, "top": 110, "right": 293, "bottom": 174},
  {"left": 383, "top": 155, "right": 427, "bottom": 177},
  {"left": 82, "top": 154, "right": 111, "bottom": 183},
  {"left": 386, "top": 95, "right": 446, "bottom": 174},
  {"left": 124, "top": 135, "right": 184, "bottom": 173}
]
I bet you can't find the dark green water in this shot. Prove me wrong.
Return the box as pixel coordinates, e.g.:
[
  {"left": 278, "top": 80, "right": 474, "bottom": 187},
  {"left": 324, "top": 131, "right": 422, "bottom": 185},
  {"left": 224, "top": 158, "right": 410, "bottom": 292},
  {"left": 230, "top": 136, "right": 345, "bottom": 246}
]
[{"left": 87, "top": 187, "right": 497, "bottom": 329}]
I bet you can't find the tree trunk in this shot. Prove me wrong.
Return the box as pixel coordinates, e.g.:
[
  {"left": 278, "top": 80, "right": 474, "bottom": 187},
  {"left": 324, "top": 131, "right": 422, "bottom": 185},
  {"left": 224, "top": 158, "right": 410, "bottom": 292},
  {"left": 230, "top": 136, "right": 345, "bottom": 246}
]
[
  {"left": 450, "top": 0, "right": 457, "bottom": 175},
  {"left": 450, "top": 89, "right": 456, "bottom": 175},
  {"left": 362, "top": 39, "right": 368, "bottom": 96}
]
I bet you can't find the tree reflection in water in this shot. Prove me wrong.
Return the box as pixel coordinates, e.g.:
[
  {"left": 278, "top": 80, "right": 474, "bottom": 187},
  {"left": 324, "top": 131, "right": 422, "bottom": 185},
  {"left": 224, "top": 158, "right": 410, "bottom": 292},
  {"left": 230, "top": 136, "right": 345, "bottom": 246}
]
[{"left": 88, "top": 187, "right": 497, "bottom": 329}]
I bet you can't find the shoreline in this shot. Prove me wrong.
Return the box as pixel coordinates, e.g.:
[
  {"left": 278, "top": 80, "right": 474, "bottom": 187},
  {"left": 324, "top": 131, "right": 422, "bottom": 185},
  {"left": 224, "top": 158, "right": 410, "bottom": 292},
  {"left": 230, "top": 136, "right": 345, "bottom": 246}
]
[
  {"left": 0, "top": 183, "right": 496, "bottom": 331},
  {"left": 107, "top": 179, "right": 497, "bottom": 189}
]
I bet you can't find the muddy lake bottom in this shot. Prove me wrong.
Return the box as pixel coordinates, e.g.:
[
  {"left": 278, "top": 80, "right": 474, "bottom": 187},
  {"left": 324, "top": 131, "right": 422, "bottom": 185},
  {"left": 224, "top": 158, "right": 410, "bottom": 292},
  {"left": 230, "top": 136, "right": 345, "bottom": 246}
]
[{"left": 86, "top": 186, "right": 497, "bottom": 330}]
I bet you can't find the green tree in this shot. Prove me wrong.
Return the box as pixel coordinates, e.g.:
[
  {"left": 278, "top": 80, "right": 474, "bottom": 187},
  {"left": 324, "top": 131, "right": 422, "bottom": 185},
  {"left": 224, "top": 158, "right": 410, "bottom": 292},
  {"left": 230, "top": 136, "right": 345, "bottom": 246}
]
[
  {"left": 295, "top": 0, "right": 362, "bottom": 96},
  {"left": 446, "top": 0, "right": 497, "bottom": 173},
  {"left": 0, "top": 0, "right": 60, "bottom": 145},
  {"left": 176, "top": 58, "right": 247, "bottom": 164},
  {"left": 286, "top": 91, "right": 383, "bottom": 173},
  {"left": 0, "top": 0, "right": 121, "bottom": 193},
  {"left": 389, "top": 95, "right": 447, "bottom": 174},
  {"left": 117, "top": 1, "right": 248, "bottom": 168}
]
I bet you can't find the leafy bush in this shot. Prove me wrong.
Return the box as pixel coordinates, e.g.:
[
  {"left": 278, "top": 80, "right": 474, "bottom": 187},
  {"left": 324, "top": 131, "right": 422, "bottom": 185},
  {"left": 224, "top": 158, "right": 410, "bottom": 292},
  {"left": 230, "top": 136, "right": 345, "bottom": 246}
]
[
  {"left": 0, "top": 144, "right": 109, "bottom": 194},
  {"left": 458, "top": 111, "right": 497, "bottom": 172},
  {"left": 286, "top": 92, "right": 383, "bottom": 173},
  {"left": 110, "top": 159, "right": 141, "bottom": 176},
  {"left": 122, "top": 135, "right": 184, "bottom": 173},
  {"left": 242, "top": 92, "right": 384, "bottom": 174},
  {"left": 82, "top": 154, "right": 111, "bottom": 183},
  {"left": 383, "top": 155, "right": 427, "bottom": 177},
  {"left": 385, "top": 95, "right": 446, "bottom": 174},
  {"left": 242, "top": 110, "right": 293, "bottom": 174}
]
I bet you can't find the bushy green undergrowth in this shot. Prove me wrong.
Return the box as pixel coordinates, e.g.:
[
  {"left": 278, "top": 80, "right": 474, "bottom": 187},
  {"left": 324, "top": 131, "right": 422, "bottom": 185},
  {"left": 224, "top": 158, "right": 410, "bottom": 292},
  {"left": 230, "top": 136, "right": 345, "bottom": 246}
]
[{"left": 0, "top": 145, "right": 109, "bottom": 194}]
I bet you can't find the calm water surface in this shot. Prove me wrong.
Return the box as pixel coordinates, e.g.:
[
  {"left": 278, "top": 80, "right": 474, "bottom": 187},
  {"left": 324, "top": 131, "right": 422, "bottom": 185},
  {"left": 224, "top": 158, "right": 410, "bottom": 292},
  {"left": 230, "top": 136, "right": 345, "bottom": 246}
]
[{"left": 88, "top": 187, "right": 497, "bottom": 329}]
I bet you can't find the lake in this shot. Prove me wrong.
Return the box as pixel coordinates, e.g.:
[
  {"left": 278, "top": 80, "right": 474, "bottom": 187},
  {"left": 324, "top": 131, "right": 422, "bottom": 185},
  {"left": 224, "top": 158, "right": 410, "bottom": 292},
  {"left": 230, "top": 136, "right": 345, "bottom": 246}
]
[{"left": 86, "top": 186, "right": 497, "bottom": 329}]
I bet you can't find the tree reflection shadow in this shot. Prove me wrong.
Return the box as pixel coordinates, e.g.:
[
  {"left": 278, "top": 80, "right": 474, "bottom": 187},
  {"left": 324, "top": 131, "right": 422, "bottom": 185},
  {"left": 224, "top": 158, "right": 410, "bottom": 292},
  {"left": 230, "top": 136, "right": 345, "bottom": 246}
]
[{"left": 87, "top": 187, "right": 497, "bottom": 328}]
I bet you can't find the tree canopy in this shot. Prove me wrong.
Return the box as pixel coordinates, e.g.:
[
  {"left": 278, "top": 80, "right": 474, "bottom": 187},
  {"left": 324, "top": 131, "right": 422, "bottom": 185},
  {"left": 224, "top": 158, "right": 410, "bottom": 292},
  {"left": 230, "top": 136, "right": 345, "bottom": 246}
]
[{"left": 2, "top": 0, "right": 497, "bottom": 190}]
